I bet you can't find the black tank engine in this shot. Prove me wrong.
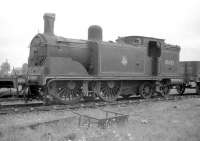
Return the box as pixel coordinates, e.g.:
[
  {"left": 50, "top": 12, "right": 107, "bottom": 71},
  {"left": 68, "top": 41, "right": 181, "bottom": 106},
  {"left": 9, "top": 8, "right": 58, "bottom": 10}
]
[{"left": 27, "top": 13, "right": 199, "bottom": 104}]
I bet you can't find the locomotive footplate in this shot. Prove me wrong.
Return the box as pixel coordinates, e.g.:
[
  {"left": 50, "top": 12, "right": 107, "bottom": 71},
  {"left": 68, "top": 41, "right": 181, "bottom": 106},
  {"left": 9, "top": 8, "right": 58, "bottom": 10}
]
[
  {"left": 44, "top": 75, "right": 184, "bottom": 85},
  {"left": 74, "top": 109, "right": 128, "bottom": 129}
]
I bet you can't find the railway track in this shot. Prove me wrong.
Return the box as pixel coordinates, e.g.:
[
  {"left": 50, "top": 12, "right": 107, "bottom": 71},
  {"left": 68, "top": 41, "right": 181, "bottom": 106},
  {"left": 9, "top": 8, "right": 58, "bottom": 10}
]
[{"left": 0, "top": 92, "right": 200, "bottom": 115}]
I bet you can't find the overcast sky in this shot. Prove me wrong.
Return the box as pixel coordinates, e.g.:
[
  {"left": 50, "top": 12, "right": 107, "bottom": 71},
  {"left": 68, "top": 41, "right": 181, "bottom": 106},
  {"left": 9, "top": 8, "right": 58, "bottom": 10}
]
[{"left": 0, "top": 0, "right": 200, "bottom": 67}]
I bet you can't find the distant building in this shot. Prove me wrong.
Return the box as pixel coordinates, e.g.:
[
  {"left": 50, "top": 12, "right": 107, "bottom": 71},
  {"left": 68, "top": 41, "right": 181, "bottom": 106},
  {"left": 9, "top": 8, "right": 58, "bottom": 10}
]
[{"left": 11, "top": 67, "right": 23, "bottom": 76}]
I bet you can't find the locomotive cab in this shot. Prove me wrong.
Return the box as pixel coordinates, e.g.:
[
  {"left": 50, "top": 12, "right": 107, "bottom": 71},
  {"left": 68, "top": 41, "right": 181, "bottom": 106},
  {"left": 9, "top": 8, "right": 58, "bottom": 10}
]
[
  {"left": 147, "top": 41, "right": 161, "bottom": 76},
  {"left": 116, "top": 36, "right": 163, "bottom": 76},
  {"left": 116, "top": 36, "right": 180, "bottom": 77}
]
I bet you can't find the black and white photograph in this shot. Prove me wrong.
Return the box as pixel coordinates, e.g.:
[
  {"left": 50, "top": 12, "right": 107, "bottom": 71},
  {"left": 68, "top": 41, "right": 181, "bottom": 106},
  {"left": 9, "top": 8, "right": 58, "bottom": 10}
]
[{"left": 0, "top": 0, "right": 200, "bottom": 140}]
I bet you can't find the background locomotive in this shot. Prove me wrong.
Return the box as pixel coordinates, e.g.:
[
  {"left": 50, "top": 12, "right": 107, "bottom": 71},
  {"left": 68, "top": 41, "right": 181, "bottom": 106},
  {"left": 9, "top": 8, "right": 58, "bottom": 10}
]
[{"left": 27, "top": 13, "right": 200, "bottom": 104}]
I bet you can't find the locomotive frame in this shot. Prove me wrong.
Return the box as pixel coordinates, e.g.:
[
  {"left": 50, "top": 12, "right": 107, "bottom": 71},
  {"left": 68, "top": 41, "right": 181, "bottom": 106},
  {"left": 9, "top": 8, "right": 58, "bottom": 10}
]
[{"left": 26, "top": 13, "right": 199, "bottom": 105}]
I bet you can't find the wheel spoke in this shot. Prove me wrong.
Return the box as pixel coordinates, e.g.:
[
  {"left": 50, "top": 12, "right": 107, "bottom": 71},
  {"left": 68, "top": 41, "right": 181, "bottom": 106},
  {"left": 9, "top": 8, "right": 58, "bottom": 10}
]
[
  {"left": 98, "top": 81, "right": 121, "bottom": 102},
  {"left": 111, "top": 89, "right": 115, "bottom": 97},
  {"left": 58, "top": 88, "right": 66, "bottom": 97},
  {"left": 139, "top": 82, "right": 153, "bottom": 99},
  {"left": 176, "top": 85, "right": 185, "bottom": 95},
  {"left": 47, "top": 80, "right": 82, "bottom": 104},
  {"left": 160, "top": 84, "right": 170, "bottom": 97}
]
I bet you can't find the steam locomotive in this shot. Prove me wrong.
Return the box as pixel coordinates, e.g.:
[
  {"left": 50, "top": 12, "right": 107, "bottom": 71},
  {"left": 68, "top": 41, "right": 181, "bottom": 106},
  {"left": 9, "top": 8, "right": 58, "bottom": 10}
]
[{"left": 27, "top": 13, "right": 200, "bottom": 104}]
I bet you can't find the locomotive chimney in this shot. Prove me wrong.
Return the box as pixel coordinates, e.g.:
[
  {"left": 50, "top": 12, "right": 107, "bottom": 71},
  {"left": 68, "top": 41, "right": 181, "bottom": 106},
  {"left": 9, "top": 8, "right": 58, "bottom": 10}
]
[
  {"left": 43, "top": 13, "right": 55, "bottom": 35},
  {"left": 88, "top": 25, "right": 103, "bottom": 41}
]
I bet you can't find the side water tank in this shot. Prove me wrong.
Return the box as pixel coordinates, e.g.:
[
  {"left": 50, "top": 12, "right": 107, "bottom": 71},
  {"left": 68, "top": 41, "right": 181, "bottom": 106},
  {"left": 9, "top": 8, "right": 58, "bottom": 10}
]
[{"left": 88, "top": 25, "right": 103, "bottom": 41}]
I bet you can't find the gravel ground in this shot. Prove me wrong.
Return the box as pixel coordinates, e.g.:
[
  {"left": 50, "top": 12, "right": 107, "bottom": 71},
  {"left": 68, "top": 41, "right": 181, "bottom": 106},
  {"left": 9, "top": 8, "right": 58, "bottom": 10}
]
[{"left": 0, "top": 97, "right": 200, "bottom": 141}]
